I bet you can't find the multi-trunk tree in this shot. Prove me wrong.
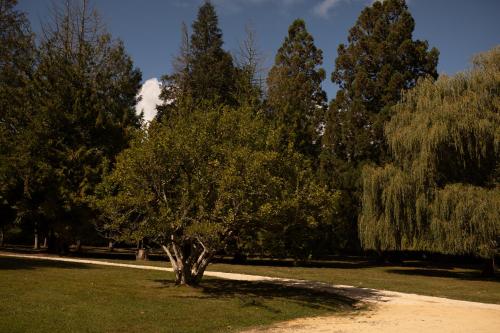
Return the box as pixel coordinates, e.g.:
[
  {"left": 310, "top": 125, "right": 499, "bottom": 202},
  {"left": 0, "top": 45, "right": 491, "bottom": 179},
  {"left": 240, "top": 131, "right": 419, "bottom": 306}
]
[
  {"left": 95, "top": 102, "right": 339, "bottom": 284},
  {"left": 321, "top": 0, "right": 439, "bottom": 250},
  {"left": 359, "top": 47, "right": 499, "bottom": 275}
]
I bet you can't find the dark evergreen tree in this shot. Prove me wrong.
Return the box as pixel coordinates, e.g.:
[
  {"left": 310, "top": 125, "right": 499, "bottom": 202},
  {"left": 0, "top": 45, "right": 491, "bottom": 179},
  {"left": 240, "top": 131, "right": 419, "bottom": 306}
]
[
  {"left": 321, "top": 0, "right": 439, "bottom": 251},
  {"left": 267, "top": 19, "right": 327, "bottom": 158},
  {"left": 12, "top": 0, "right": 142, "bottom": 251},
  {"left": 323, "top": 0, "right": 438, "bottom": 166},
  {"left": 157, "top": 1, "right": 236, "bottom": 120},
  {"left": 190, "top": 1, "right": 235, "bottom": 104},
  {"left": 0, "top": 0, "right": 35, "bottom": 246}
]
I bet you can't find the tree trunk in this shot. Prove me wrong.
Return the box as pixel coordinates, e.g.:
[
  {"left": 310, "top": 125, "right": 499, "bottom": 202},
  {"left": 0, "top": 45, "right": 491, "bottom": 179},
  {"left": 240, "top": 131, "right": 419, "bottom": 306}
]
[
  {"left": 43, "top": 237, "right": 48, "bottom": 248},
  {"left": 108, "top": 240, "right": 114, "bottom": 251},
  {"left": 232, "top": 249, "right": 247, "bottom": 264},
  {"left": 33, "top": 222, "right": 39, "bottom": 250},
  {"left": 0, "top": 227, "right": 4, "bottom": 247},
  {"left": 161, "top": 238, "right": 213, "bottom": 286},
  {"left": 75, "top": 240, "right": 81, "bottom": 252},
  {"left": 136, "top": 248, "right": 148, "bottom": 260},
  {"left": 482, "top": 256, "right": 496, "bottom": 277}
]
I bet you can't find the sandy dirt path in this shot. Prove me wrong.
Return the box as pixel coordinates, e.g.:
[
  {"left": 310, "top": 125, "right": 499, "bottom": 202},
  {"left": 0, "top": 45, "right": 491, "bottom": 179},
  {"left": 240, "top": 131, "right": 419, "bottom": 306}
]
[{"left": 2, "top": 252, "right": 499, "bottom": 333}]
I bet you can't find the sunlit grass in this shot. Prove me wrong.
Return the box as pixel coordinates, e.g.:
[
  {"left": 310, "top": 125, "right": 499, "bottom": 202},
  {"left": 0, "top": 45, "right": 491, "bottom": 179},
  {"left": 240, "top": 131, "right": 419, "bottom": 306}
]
[{"left": 0, "top": 257, "right": 355, "bottom": 333}]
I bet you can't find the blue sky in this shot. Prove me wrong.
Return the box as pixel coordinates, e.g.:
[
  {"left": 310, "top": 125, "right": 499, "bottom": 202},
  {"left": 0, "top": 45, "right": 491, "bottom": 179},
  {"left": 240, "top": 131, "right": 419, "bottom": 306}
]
[{"left": 17, "top": 0, "right": 500, "bottom": 120}]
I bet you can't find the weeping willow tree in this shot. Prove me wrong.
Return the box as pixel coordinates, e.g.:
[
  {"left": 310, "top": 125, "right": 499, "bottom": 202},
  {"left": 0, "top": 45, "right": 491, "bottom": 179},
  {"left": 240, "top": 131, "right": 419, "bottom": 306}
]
[{"left": 359, "top": 46, "right": 500, "bottom": 273}]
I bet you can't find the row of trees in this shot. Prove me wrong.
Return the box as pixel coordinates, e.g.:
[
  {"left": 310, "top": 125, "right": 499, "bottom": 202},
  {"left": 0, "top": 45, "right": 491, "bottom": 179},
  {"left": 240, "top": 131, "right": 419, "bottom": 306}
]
[
  {"left": 1, "top": 0, "right": 497, "bottom": 284},
  {"left": 94, "top": 0, "right": 444, "bottom": 285}
]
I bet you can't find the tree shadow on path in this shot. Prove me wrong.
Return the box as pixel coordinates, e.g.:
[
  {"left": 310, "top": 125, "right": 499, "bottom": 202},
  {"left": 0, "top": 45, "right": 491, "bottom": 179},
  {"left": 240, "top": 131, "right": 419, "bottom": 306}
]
[
  {"left": 153, "top": 277, "right": 385, "bottom": 314},
  {"left": 0, "top": 257, "right": 94, "bottom": 270}
]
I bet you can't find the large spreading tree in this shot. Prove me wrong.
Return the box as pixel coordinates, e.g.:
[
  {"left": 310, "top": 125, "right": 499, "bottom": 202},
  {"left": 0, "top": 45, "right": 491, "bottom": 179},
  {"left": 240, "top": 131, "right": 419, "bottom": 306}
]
[
  {"left": 359, "top": 47, "right": 499, "bottom": 274},
  {"left": 321, "top": 0, "right": 439, "bottom": 250},
  {"left": 95, "top": 103, "right": 337, "bottom": 284}
]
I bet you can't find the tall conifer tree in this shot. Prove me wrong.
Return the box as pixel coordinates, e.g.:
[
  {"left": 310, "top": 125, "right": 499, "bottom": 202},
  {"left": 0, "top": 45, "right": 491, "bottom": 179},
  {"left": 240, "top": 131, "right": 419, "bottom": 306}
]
[
  {"left": 323, "top": 0, "right": 438, "bottom": 166},
  {"left": 267, "top": 19, "right": 327, "bottom": 158},
  {"left": 0, "top": 0, "right": 35, "bottom": 245},
  {"left": 320, "top": 0, "right": 439, "bottom": 250},
  {"left": 158, "top": 1, "right": 236, "bottom": 120},
  {"left": 18, "top": 0, "right": 142, "bottom": 250}
]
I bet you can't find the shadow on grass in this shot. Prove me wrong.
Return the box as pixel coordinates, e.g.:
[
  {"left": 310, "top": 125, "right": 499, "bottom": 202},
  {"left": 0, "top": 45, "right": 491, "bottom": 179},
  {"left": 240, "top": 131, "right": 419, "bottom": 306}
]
[
  {"left": 153, "top": 278, "right": 379, "bottom": 313},
  {"left": 213, "top": 257, "right": 379, "bottom": 269},
  {"left": 213, "top": 256, "right": 486, "bottom": 271},
  {"left": 0, "top": 257, "right": 93, "bottom": 270},
  {"left": 386, "top": 268, "right": 500, "bottom": 282}
]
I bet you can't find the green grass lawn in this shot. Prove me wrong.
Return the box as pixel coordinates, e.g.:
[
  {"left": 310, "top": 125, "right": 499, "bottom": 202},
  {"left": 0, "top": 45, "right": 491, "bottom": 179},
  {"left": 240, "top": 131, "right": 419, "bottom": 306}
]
[
  {"left": 208, "top": 260, "right": 500, "bottom": 304},
  {"left": 0, "top": 257, "right": 356, "bottom": 333},
  {"left": 56, "top": 251, "right": 500, "bottom": 305}
]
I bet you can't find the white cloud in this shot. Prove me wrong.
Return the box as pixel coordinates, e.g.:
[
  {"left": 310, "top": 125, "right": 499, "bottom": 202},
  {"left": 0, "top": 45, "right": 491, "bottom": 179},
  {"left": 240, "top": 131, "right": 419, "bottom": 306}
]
[
  {"left": 313, "top": 0, "right": 383, "bottom": 18},
  {"left": 313, "top": 0, "right": 347, "bottom": 18},
  {"left": 136, "top": 78, "right": 161, "bottom": 123}
]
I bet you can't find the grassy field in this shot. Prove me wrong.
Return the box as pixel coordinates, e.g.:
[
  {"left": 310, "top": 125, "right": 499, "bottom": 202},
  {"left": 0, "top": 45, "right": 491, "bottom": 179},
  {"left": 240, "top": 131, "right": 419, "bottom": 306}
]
[
  {"left": 39, "top": 248, "right": 500, "bottom": 305},
  {"left": 209, "top": 260, "right": 500, "bottom": 304},
  {"left": 0, "top": 257, "right": 356, "bottom": 333}
]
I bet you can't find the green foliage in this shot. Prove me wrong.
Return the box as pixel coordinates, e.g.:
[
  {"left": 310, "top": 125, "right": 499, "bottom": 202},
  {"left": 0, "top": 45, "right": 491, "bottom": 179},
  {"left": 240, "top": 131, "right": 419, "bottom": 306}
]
[
  {"left": 359, "top": 46, "right": 500, "bottom": 259},
  {"left": 431, "top": 184, "right": 499, "bottom": 258},
  {"left": 95, "top": 106, "right": 280, "bottom": 283},
  {"left": 267, "top": 19, "right": 327, "bottom": 158},
  {"left": 257, "top": 151, "right": 341, "bottom": 259}
]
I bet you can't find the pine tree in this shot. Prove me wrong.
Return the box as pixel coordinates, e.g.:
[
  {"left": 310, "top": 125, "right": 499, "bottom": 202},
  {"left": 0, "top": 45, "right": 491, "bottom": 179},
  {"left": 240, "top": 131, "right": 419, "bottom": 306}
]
[
  {"left": 320, "top": 0, "right": 439, "bottom": 251},
  {"left": 16, "top": 0, "right": 142, "bottom": 250},
  {"left": 157, "top": 1, "right": 236, "bottom": 120},
  {"left": 323, "top": 0, "right": 438, "bottom": 166},
  {"left": 0, "top": 0, "right": 35, "bottom": 246},
  {"left": 267, "top": 19, "right": 327, "bottom": 158}
]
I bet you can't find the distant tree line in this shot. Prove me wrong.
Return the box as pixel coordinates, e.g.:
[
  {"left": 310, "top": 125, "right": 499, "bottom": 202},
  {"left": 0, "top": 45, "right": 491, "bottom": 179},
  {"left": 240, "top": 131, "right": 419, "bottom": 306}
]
[{"left": 0, "top": 0, "right": 497, "bottom": 285}]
